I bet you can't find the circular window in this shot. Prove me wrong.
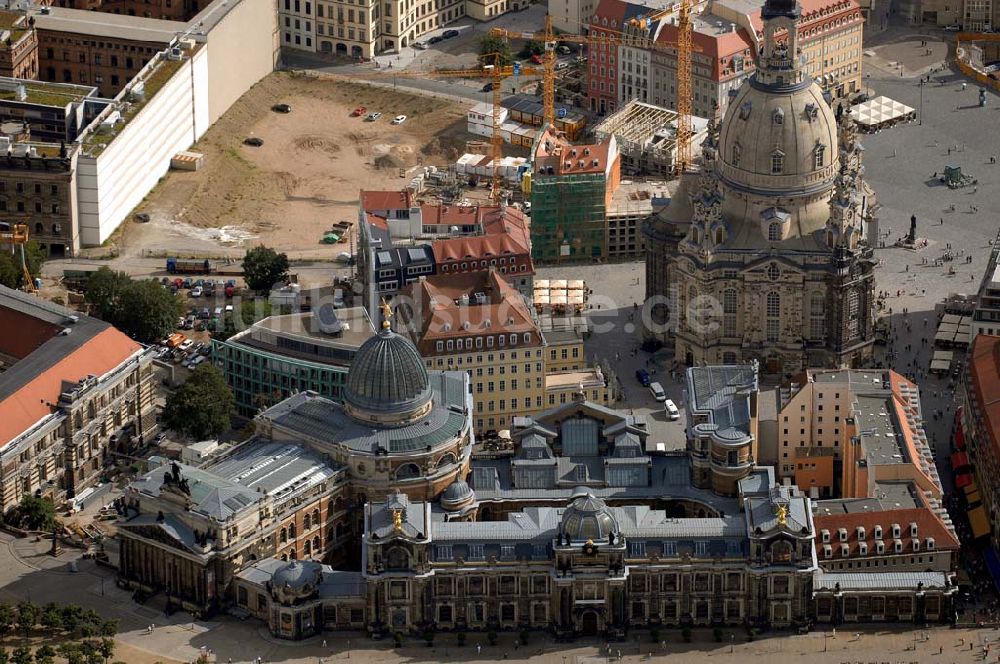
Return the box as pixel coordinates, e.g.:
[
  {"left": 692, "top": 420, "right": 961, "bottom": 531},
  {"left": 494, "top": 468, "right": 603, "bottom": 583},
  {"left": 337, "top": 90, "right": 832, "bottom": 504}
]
[
  {"left": 357, "top": 463, "right": 367, "bottom": 476},
  {"left": 767, "top": 264, "right": 781, "bottom": 280}
]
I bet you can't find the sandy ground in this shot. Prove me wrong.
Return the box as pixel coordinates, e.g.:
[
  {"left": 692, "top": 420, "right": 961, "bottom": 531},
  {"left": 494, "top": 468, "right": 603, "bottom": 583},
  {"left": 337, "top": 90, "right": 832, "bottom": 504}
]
[{"left": 107, "top": 72, "right": 472, "bottom": 261}]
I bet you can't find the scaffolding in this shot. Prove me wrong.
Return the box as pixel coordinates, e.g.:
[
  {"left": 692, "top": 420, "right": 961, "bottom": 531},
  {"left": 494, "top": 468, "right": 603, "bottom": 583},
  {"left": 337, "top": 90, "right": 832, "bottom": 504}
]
[{"left": 530, "top": 173, "right": 607, "bottom": 263}]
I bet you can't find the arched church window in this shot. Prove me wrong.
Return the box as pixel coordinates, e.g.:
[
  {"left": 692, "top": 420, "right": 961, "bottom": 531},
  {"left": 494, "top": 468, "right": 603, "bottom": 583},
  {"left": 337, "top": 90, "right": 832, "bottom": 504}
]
[
  {"left": 767, "top": 264, "right": 781, "bottom": 280},
  {"left": 715, "top": 228, "right": 724, "bottom": 245},
  {"left": 771, "top": 151, "right": 784, "bottom": 175},
  {"left": 767, "top": 222, "right": 781, "bottom": 242},
  {"left": 827, "top": 230, "right": 835, "bottom": 248},
  {"left": 766, "top": 292, "right": 780, "bottom": 343},
  {"left": 732, "top": 142, "right": 741, "bottom": 167},
  {"left": 814, "top": 144, "right": 826, "bottom": 168}
]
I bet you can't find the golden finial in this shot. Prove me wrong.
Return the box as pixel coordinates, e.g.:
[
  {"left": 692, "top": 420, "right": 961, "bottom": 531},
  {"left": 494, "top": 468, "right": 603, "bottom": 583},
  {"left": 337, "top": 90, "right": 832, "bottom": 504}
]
[
  {"left": 392, "top": 508, "right": 403, "bottom": 531},
  {"left": 380, "top": 297, "right": 393, "bottom": 331},
  {"left": 776, "top": 504, "right": 788, "bottom": 527}
]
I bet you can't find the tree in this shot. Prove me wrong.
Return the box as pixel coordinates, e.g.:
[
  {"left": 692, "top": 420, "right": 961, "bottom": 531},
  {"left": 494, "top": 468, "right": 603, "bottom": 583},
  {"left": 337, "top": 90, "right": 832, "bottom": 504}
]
[
  {"left": 60, "top": 606, "right": 83, "bottom": 634},
  {"left": 0, "top": 605, "right": 13, "bottom": 642},
  {"left": 83, "top": 268, "right": 131, "bottom": 321},
  {"left": 97, "top": 639, "right": 114, "bottom": 664},
  {"left": 478, "top": 35, "right": 513, "bottom": 66},
  {"left": 99, "top": 620, "right": 117, "bottom": 638},
  {"left": 162, "top": 364, "right": 233, "bottom": 440},
  {"left": 7, "top": 496, "right": 55, "bottom": 531},
  {"left": 0, "top": 241, "right": 45, "bottom": 290},
  {"left": 242, "top": 246, "right": 289, "bottom": 293},
  {"left": 9, "top": 646, "right": 29, "bottom": 664},
  {"left": 117, "top": 278, "right": 180, "bottom": 344},
  {"left": 39, "top": 604, "right": 62, "bottom": 633},
  {"left": 520, "top": 40, "right": 545, "bottom": 58},
  {"left": 15, "top": 603, "right": 37, "bottom": 639},
  {"left": 84, "top": 269, "right": 179, "bottom": 344},
  {"left": 33, "top": 646, "right": 54, "bottom": 664}
]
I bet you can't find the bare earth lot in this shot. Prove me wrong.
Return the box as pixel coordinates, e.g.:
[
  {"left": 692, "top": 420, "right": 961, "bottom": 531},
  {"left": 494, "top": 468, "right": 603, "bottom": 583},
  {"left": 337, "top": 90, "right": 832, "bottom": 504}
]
[{"left": 112, "top": 71, "right": 472, "bottom": 260}]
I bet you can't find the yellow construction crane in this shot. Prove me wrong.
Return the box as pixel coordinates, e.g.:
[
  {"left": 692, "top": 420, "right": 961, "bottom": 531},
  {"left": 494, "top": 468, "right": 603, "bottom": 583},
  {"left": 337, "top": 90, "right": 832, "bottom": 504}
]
[
  {"left": 491, "top": 8, "right": 698, "bottom": 174},
  {"left": 0, "top": 223, "right": 34, "bottom": 293},
  {"left": 361, "top": 53, "right": 542, "bottom": 202},
  {"left": 625, "top": 0, "right": 695, "bottom": 174}
]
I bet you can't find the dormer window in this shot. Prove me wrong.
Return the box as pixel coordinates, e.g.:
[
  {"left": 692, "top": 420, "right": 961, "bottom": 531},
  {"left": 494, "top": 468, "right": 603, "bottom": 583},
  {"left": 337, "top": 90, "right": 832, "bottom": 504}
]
[
  {"left": 858, "top": 541, "right": 867, "bottom": 556},
  {"left": 910, "top": 522, "right": 918, "bottom": 537},
  {"left": 768, "top": 221, "right": 781, "bottom": 242},
  {"left": 739, "top": 101, "right": 752, "bottom": 120},
  {"left": 814, "top": 144, "right": 825, "bottom": 168},
  {"left": 856, "top": 526, "right": 865, "bottom": 540},
  {"left": 771, "top": 150, "right": 784, "bottom": 175},
  {"left": 821, "top": 529, "right": 830, "bottom": 543},
  {"left": 838, "top": 527, "right": 848, "bottom": 542},
  {"left": 772, "top": 107, "right": 784, "bottom": 124},
  {"left": 874, "top": 525, "right": 882, "bottom": 539}
]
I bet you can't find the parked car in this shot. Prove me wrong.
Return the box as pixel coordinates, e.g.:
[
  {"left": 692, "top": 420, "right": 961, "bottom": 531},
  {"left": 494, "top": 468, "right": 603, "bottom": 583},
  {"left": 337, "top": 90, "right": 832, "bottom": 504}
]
[
  {"left": 391, "top": 115, "right": 407, "bottom": 124},
  {"left": 243, "top": 136, "right": 264, "bottom": 146},
  {"left": 635, "top": 368, "right": 651, "bottom": 386},
  {"left": 182, "top": 277, "right": 193, "bottom": 288},
  {"left": 442, "top": 29, "right": 459, "bottom": 38},
  {"left": 530, "top": 53, "right": 543, "bottom": 64},
  {"left": 664, "top": 399, "right": 680, "bottom": 421},
  {"left": 200, "top": 307, "right": 211, "bottom": 319},
  {"left": 351, "top": 106, "right": 367, "bottom": 116},
  {"left": 225, "top": 304, "right": 234, "bottom": 313},
  {"left": 271, "top": 103, "right": 292, "bottom": 113},
  {"left": 178, "top": 339, "right": 194, "bottom": 351},
  {"left": 428, "top": 35, "right": 443, "bottom": 44},
  {"left": 481, "top": 82, "right": 494, "bottom": 92},
  {"left": 412, "top": 41, "right": 427, "bottom": 49},
  {"left": 366, "top": 112, "right": 382, "bottom": 121},
  {"left": 190, "top": 286, "right": 203, "bottom": 297},
  {"left": 649, "top": 381, "right": 666, "bottom": 402}
]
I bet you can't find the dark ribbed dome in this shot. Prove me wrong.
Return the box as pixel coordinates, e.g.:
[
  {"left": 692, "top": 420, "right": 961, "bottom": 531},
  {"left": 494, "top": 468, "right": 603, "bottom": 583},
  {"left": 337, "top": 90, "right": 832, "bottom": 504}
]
[
  {"left": 562, "top": 490, "right": 617, "bottom": 542},
  {"left": 345, "top": 328, "right": 431, "bottom": 416}
]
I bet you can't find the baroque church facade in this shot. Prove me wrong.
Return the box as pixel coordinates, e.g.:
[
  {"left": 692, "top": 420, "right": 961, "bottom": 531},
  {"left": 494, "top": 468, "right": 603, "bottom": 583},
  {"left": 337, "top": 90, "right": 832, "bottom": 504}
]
[{"left": 643, "top": 0, "right": 876, "bottom": 374}]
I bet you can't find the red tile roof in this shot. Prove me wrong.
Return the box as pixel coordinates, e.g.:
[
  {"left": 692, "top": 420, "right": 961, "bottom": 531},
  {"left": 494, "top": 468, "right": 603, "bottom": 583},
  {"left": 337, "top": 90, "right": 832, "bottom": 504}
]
[
  {"left": 0, "top": 326, "right": 141, "bottom": 447},
  {"left": 534, "top": 125, "right": 614, "bottom": 176},
  {"left": 400, "top": 271, "right": 539, "bottom": 350},
  {"left": 969, "top": 334, "right": 1000, "bottom": 462},
  {"left": 360, "top": 190, "right": 412, "bottom": 212},
  {"left": 814, "top": 507, "right": 960, "bottom": 559}
]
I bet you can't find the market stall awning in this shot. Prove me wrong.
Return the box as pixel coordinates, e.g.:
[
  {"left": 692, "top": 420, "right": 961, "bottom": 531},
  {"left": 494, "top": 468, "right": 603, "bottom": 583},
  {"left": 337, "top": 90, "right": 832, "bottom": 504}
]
[
  {"left": 956, "top": 472, "right": 973, "bottom": 488},
  {"left": 967, "top": 489, "right": 982, "bottom": 507},
  {"left": 852, "top": 95, "right": 916, "bottom": 127},
  {"left": 969, "top": 505, "right": 990, "bottom": 539},
  {"left": 955, "top": 424, "right": 966, "bottom": 450},
  {"left": 952, "top": 450, "right": 971, "bottom": 470}
]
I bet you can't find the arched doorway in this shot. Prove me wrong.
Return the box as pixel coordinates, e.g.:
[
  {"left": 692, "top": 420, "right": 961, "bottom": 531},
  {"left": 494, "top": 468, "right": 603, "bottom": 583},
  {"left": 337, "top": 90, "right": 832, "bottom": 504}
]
[
  {"left": 335, "top": 43, "right": 348, "bottom": 55},
  {"left": 351, "top": 45, "right": 363, "bottom": 57},
  {"left": 581, "top": 610, "right": 599, "bottom": 636},
  {"left": 320, "top": 41, "right": 332, "bottom": 52}
]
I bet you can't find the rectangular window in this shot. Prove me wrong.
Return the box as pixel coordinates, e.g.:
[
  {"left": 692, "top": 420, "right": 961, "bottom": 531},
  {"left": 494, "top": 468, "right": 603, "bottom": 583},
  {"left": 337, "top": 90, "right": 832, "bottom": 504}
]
[{"left": 468, "top": 543, "right": 485, "bottom": 560}]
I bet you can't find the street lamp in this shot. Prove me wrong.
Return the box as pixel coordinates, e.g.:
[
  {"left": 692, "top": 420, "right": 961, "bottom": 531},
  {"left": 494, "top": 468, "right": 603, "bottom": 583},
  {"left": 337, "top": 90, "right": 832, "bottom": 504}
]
[{"left": 866, "top": 72, "right": 871, "bottom": 97}]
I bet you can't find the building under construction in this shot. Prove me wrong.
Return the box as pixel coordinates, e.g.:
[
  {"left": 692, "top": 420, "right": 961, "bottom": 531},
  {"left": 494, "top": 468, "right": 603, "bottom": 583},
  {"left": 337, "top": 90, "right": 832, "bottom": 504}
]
[
  {"left": 593, "top": 100, "right": 709, "bottom": 178},
  {"left": 529, "top": 125, "right": 621, "bottom": 263}
]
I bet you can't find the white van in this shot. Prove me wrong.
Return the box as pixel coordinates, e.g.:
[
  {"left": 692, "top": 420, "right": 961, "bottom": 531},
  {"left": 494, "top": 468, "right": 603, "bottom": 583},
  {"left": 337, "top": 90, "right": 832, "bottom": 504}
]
[
  {"left": 649, "top": 381, "right": 666, "bottom": 402},
  {"left": 664, "top": 399, "right": 680, "bottom": 420}
]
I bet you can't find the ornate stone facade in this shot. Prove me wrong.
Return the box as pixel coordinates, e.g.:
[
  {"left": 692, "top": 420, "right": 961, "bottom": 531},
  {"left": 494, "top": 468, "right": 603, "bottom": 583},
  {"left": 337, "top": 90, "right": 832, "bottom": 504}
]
[{"left": 643, "top": 0, "right": 876, "bottom": 374}]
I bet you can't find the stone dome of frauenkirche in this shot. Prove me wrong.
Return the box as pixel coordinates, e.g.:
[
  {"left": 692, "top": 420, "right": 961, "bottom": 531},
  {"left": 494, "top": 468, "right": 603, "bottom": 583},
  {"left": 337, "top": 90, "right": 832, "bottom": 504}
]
[
  {"left": 562, "top": 489, "right": 618, "bottom": 542},
  {"left": 343, "top": 308, "right": 433, "bottom": 425},
  {"left": 717, "top": 81, "right": 839, "bottom": 195}
]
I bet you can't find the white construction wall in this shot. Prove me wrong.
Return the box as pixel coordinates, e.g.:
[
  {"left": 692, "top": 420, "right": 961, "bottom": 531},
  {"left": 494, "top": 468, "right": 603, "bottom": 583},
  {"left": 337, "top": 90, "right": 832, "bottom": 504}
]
[{"left": 74, "top": 0, "right": 278, "bottom": 246}]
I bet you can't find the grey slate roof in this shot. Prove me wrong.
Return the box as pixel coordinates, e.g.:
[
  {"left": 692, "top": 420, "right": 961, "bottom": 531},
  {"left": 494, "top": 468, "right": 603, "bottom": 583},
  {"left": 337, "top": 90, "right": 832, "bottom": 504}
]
[
  {"left": 687, "top": 364, "right": 758, "bottom": 443},
  {"left": 813, "top": 571, "right": 952, "bottom": 591},
  {"left": 262, "top": 371, "right": 469, "bottom": 454},
  {"left": 472, "top": 454, "right": 741, "bottom": 516},
  {"left": 745, "top": 485, "right": 812, "bottom": 534},
  {"left": 204, "top": 440, "right": 340, "bottom": 502},
  {"left": 132, "top": 459, "right": 261, "bottom": 521},
  {"left": 344, "top": 329, "right": 432, "bottom": 415}
]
